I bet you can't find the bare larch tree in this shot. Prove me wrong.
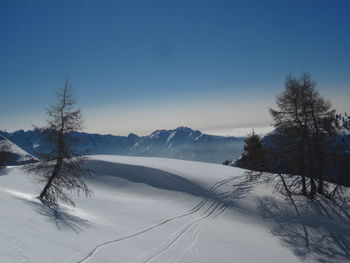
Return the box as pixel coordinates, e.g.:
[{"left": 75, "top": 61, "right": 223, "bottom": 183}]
[
  {"left": 26, "top": 80, "right": 92, "bottom": 206},
  {"left": 269, "top": 73, "right": 335, "bottom": 198}
]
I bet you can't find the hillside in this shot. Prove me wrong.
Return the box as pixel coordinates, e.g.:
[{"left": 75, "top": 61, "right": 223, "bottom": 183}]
[
  {"left": 0, "top": 134, "right": 36, "bottom": 165},
  {"left": 0, "top": 127, "right": 244, "bottom": 164},
  {"left": 0, "top": 155, "right": 349, "bottom": 262}
]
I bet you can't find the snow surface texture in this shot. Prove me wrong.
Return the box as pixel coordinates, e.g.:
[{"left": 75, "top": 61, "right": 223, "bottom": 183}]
[{"left": 1, "top": 155, "right": 349, "bottom": 263}]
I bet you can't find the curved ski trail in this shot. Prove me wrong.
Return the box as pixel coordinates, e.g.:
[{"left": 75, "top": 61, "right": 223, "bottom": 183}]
[{"left": 71, "top": 176, "right": 242, "bottom": 263}]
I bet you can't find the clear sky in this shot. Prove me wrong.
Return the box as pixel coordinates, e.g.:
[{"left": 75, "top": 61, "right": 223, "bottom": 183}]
[{"left": 1, "top": 0, "right": 349, "bottom": 136}]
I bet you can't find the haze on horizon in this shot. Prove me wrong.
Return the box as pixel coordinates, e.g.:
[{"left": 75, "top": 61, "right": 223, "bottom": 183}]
[{"left": 1, "top": 0, "right": 349, "bottom": 137}]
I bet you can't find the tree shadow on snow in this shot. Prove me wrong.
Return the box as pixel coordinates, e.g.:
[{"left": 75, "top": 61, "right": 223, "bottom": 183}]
[
  {"left": 259, "top": 195, "right": 350, "bottom": 263},
  {"left": 20, "top": 198, "right": 91, "bottom": 233},
  {"left": 0, "top": 166, "right": 9, "bottom": 176},
  {"left": 85, "top": 160, "right": 255, "bottom": 208},
  {"left": 85, "top": 160, "right": 209, "bottom": 197}
]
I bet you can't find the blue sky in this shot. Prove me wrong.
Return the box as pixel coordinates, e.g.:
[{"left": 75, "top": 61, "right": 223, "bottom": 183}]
[{"left": 1, "top": 0, "right": 349, "bottom": 135}]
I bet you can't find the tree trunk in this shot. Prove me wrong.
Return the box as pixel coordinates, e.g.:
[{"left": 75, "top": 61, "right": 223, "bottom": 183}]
[
  {"left": 310, "top": 178, "right": 317, "bottom": 199},
  {"left": 39, "top": 157, "right": 62, "bottom": 199},
  {"left": 39, "top": 133, "right": 64, "bottom": 200}
]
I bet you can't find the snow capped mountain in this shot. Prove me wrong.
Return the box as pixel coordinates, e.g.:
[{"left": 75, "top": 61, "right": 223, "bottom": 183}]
[
  {"left": 0, "top": 127, "right": 244, "bottom": 164},
  {"left": 147, "top": 127, "right": 201, "bottom": 145},
  {"left": 0, "top": 134, "right": 36, "bottom": 165}
]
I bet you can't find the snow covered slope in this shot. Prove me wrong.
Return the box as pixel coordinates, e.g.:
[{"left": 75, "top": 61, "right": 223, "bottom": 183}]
[
  {"left": 0, "top": 134, "right": 36, "bottom": 165},
  {"left": 0, "top": 155, "right": 349, "bottom": 263}
]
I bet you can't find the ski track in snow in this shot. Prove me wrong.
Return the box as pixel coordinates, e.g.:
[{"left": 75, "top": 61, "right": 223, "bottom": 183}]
[
  {"left": 142, "top": 185, "right": 238, "bottom": 263},
  {"left": 71, "top": 175, "right": 241, "bottom": 263},
  {"left": 142, "top": 202, "right": 226, "bottom": 263}
]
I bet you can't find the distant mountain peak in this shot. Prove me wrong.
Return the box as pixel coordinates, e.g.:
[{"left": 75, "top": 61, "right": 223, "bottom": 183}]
[
  {"left": 148, "top": 127, "right": 197, "bottom": 136},
  {"left": 174, "top": 126, "right": 194, "bottom": 132},
  {"left": 127, "top": 133, "right": 139, "bottom": 138}
]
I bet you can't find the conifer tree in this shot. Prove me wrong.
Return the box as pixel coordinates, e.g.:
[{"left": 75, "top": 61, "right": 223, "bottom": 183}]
[
  {"left": 26, "top": 81, "right": 92, "bottom": 207},
  {"left": 236, "top": 130, "right": 266, "bottom": 171},
  {"left": 269, "top": 73, "right": 335, "bottom": 197}
]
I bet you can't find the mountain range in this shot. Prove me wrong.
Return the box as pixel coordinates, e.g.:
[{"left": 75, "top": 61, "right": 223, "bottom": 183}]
[{"left": 0, "top": 127, "right": 245, "bottom": 164}]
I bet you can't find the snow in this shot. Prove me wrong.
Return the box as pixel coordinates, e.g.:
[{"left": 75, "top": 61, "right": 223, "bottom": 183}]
[
  {"left": 0, "top": 134, "right": 36, "bottom": 164},
  {"left": 1, "top": 127, "right": 245, "bottom": 164},
  {"left": 194, "top": 134, "right": 203, "bottom": 141},
  {"left": 165, "top": 131, "right": 176, "bottom": 145},
  {"left": 0, "top": 155, "right": 348, "bottom": 263},
  {"left": 149, "top": 130, "right": 161, "bottom": 140},
  {"left": 0, "top": 136, "right": 28, "bottom": 159}
]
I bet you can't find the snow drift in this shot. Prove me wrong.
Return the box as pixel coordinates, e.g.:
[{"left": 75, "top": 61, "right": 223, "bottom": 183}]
[{"left": 0, "top": 155, "right": 349, "bottom": 263}]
